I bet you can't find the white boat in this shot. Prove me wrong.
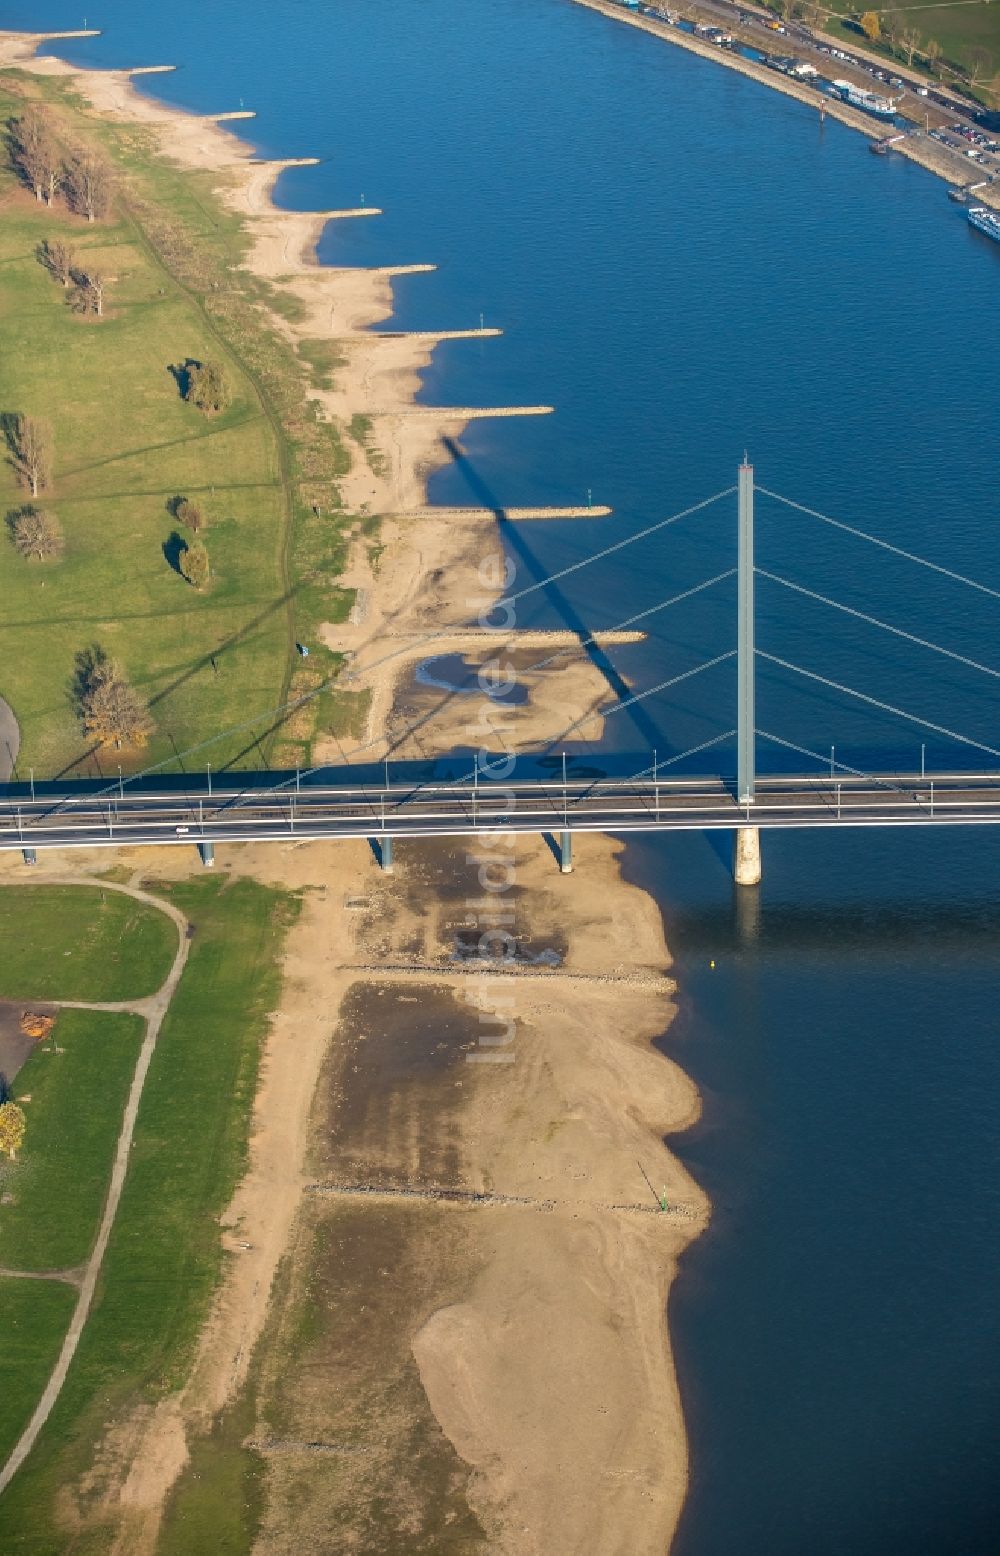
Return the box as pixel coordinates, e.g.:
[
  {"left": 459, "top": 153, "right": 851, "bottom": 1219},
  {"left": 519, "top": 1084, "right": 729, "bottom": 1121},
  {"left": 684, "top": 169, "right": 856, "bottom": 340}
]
[
  {"left": 830, "top": 79, "right": 897, "bottom": 120},
  {"left": 967, "top": 205, "right": 1000, "bottom": 244}
]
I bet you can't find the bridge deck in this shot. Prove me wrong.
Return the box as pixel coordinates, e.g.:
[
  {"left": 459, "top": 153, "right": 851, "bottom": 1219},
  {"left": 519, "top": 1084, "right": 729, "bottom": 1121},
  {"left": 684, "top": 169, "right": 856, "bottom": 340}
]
[{"left": 4, "top": 772, "right": 1000, "bottom": 853}]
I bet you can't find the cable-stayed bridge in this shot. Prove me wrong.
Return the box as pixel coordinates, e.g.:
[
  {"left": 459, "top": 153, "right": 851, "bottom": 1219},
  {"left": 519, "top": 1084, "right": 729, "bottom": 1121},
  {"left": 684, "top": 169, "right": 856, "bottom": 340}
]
[{"left": 4, "top": 463, "right": 1000, "bottom": 882}]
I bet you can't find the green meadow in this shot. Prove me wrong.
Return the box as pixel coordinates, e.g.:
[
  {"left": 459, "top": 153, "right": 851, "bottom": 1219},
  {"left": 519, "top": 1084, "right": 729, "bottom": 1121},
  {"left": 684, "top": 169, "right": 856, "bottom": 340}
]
[
  {"left": 0, "top": 884, "right": 177, "bottom": 999},
  {"left": 0, "top": 876, "right": 298, "bottom": 1553},
  {"left": 0, "top": 73, "right": 353, "bottom": 781}
]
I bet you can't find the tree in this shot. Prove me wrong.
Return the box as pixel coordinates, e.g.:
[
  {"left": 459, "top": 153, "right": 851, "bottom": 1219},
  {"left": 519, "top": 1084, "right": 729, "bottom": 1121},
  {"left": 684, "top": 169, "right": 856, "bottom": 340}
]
[
  {"left": 859, "top": 12, "right": 881, "bottom": 43},
  {"left": 925, "top": 39, "right": 941, "bottom": 70},
  {"left": 4, "top": 414, "right": 53, "bottom": 499},
  {"left": 72, "top": 267, "right": 106, "bottom": 317},
  {"left": 968, "top": 48, "right": 994, "bottom": 87},
  {"left": 38, "top": 238, "right": 76, "bottom": 287},
  {"left": 8, "top": 505, "right": 63, "bottom": 560},
  {"left": 184, "top": 360, "right": 230, "bottom": 415},
  {"left": 76, "top": 649, "right": 153, "bottom": 749},
  {"left": 0, "top": 1102, "right": 26, "bottom": 1161},
  {"left": 179, "top": 537, "right": 210, "bottom": 589},
  {"left": 173, "top": 496, "right": 204, "bottom": 532},
  {"left": 10, "top": 108, "right": 61, "bottom": 204},
  {"left": 64, "top": 150, "right": 113, "bottom": 222},
  {"left": 901, "top": 28, "right": 922, "bottom": 68}
]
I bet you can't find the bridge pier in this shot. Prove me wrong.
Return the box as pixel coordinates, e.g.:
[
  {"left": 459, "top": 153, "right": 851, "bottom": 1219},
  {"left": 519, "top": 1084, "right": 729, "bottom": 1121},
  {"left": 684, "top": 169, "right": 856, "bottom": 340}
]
[
  {"left": 375, "top": 835, "right": 394, "bottom": 872},
  {"left": 560, "top": 830, "right": 573, "bottom": 874},
  {"left": 21, "top": 847, "right": 37, "bottom": 867},
  {"left": 733, "top": 826, "right": 761, "bottom": 888},
  {"left": 199, "top": 841, "right": 215, "bottom": 868}
]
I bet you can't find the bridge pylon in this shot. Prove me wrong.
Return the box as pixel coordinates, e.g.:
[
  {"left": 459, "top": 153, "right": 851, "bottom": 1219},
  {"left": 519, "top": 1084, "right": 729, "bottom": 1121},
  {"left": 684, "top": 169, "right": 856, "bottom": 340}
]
[{"left": 735, "top": 459, "right": 761, "bottom": 886}]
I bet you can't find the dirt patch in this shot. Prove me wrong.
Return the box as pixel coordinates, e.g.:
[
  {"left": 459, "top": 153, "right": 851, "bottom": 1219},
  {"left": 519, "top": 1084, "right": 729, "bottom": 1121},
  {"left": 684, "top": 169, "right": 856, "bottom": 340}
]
[
  {"left": 253, "top": 1198, "right": 487, "bottom": 1555},
  {"left": 316, "top": 981, "right": 480, "bottom": 1187}
]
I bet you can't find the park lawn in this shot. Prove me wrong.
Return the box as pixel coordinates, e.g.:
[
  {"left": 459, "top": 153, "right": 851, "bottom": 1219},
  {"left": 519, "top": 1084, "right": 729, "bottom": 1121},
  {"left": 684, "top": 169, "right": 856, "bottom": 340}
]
[
  {"left": 0, "top": 1280, "right": 78, "bottom": 1469},
  {"left": 0, "top": 1009, "right": 144, "bottom": 1271},
  {"left": 872, "top": 5, "right": 1000, "bottom": 70},
  {"left": 823, "top": 6, "right": 1000, "bottom": 103},
  {"left": 0, "top": 885, "right": 177, "bottom": 1000},
  {"left": 0, "top": 81, "right": 295, "bottom": 777},
  {"left": 0, "top": 875, "right": 299, "bottom": 1553}
]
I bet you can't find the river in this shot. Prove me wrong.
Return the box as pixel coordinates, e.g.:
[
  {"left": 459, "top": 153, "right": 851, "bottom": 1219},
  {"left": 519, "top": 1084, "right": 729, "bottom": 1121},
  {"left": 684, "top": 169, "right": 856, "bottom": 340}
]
[{"left": 8, "top": 0, "right": 1000, "bottom": 1548}]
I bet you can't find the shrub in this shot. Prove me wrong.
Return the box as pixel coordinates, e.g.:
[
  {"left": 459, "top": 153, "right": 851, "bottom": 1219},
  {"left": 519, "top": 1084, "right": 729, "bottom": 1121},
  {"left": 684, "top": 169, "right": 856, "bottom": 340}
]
[
  {"left": 184, "top": 360, "right": 230, "bottom": 415},
  {"left": 174, "top": 497, "right": 204, "bottom": 532},
  {"left": 179, "top": 538, "right": 210, "bottom": 590}
]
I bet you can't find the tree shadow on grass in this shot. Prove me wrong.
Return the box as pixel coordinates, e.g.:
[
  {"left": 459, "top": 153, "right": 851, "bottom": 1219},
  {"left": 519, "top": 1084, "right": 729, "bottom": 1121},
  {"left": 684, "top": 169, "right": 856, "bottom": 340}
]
[
  {"left": 166, "top": 360, "right": 196, "bottom": 400},
  {"left": 162, "top": 530, "right": 187, "bottom": 575}
]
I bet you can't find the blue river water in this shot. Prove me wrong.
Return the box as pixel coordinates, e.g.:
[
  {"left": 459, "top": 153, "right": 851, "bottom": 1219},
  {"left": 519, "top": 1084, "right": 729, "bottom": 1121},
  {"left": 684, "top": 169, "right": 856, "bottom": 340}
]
[{"left": 6, "top": 0, "right": 999, "bottom": 1548}]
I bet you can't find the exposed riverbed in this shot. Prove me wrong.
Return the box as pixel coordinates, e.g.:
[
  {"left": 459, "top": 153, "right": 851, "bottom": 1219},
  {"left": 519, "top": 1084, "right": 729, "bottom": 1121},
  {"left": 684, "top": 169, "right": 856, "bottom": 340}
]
[{"left": 8, "top": 0, "right": 1000, "bottom": 1548}]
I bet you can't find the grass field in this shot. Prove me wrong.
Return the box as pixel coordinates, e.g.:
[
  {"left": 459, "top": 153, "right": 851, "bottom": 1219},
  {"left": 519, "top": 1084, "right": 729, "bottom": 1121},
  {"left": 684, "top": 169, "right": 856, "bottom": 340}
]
[
  {"left": 0, "top": 72, "right": 353, "bottom": 780},
  {"left": 0, "top": 885, "right": 177, "bottom": 999},
  {"left": 823, "top": 4, "right": 1000, "bottom": 104},
  {"left": 0, "top": 874, "right": 298, "bottom": 1553},
  {"left": 0, "top": 1008, "right": 144, "bottom": 1270},
  {"left": 0, "top": 1282, "right": 78, "bottom": 1470}
]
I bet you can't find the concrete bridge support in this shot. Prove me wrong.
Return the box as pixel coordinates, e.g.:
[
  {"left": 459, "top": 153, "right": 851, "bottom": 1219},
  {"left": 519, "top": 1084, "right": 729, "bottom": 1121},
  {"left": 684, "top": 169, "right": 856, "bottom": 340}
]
[
  {"left": 733, "top": 826, "right": 761, "bottom": 887},
  {"left": 21, "top": 847, "right": 36, "bottom": 866},
  {"left": 560, "top": 830, "right": 573, "bottom": 874},
  {"left": 375, "top": 835, "right": 394, "bottom": 872},
  {"left": 199, "top": 841, "right": 215, "bottom": 868}
]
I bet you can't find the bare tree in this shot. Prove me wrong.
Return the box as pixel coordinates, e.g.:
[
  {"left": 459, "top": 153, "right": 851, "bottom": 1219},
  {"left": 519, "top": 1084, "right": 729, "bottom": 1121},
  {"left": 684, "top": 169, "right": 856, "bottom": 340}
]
[
  {"left": 7, "top": 505, "right": 63, "bottom": 560},
  {"left": 64, "top": 150, "right": 114, "bottom": 222},
  {"left": 969, "top": 48, "right": 994, "bottom": 87},
  {"left": 4, "top": 415, "right": 53, "bottom": 499},
  {"left": 925, "top": 39, "right": 941, "bottom": 70},
  {"left": 900, "top": 28, "right": 922, "bottom": 68},
  {"left": 883, "top": 13, "right": 902, "bottom": 49},
  {"left": 75, "top": 648, "right": 153, "bottom": 749},
  {"left": 38, "top": 238, "right": 76, "bottom": 287},
  {"left": 173, "top": 496, "right": 204, "bottom": 532},
  {"left": 10, "top": 108, "right": 61, "bottom": 203},
  {"left": 73, "top": 268, "right": 106, "bottom": 317}
]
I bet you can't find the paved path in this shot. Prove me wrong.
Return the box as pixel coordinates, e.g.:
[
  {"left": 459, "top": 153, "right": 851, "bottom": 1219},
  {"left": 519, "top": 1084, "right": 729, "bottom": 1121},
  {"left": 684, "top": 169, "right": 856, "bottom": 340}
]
[
  {"left": 0, "top": 697, "right": 18, "bottom": 784},
  {"left": 0, "top": 878, "right": 191, "bottom": 1497}
]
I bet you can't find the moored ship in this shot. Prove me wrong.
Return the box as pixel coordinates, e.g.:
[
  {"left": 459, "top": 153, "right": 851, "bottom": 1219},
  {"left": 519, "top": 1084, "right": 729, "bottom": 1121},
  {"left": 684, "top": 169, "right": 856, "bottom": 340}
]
[
  {"left": 830, "top": 79, "right": 896, "bottom": 119},
  {"left": 967, "top": 205, "right": 1000, "bottom": 244}
]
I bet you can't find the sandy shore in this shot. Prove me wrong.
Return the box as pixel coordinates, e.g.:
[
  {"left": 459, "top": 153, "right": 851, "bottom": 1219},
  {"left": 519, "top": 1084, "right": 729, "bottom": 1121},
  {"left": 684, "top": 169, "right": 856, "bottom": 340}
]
[{"left": 0, "top": 28, "right": 707, "bottom": 1554}]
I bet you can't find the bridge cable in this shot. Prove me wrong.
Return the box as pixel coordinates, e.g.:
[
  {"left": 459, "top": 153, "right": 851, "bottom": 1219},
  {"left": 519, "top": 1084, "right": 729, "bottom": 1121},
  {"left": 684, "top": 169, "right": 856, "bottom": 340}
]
[
  {"left": 525, "top": 568, "right": 736, "bottom": 675},
  {"left": 551, "top": 651, "right": 738, "bottom": 747},
  {"left": 757, "top": 650, "right": 1000, "bottom": 761},
  {"left": 757, "top": 568, "right": 1000, "bottom": 681},
  {"left": 37, "top": 485, "right": 734, "bottom": 815},
  {"left": 760, "top": 487, "right": 1000, "bottom": 603},
  {"left": 472, "top": 728, "right": 739, "bottom": 800},
  {"left": 422, "top": 571, "right": 737, "bottom": 791},
  {"left": 341, "top": 486, "right": 735, "bottom": 685},
  {"left": 255, "top": 569, "right": 738, "bottom": 802},
  {"left": 755, "top": 729, "right": 910, "bottom": 794}
]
